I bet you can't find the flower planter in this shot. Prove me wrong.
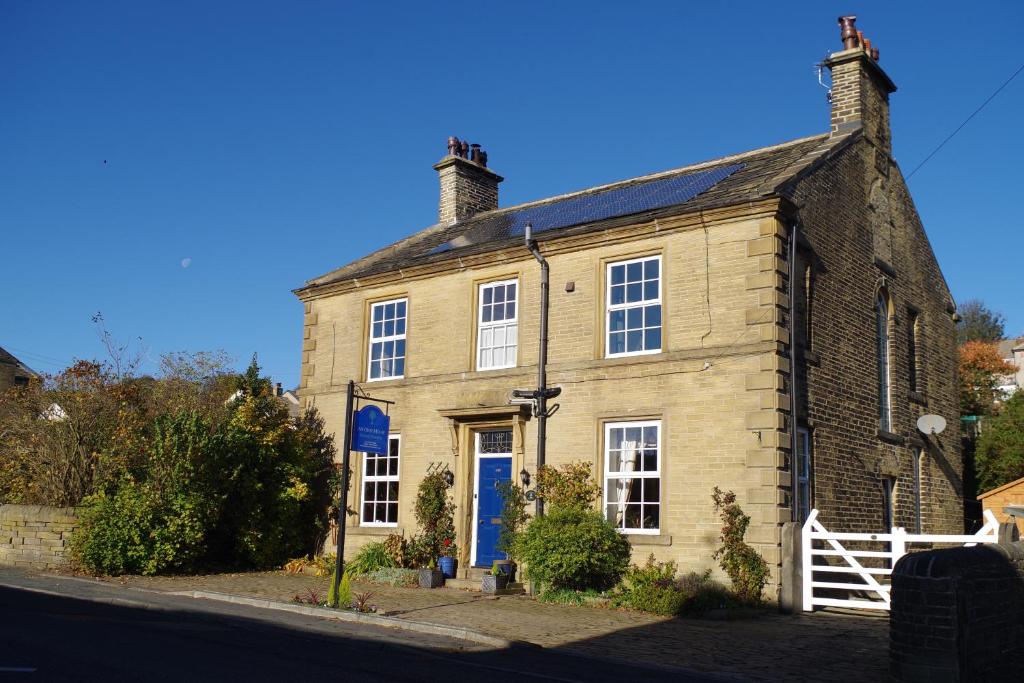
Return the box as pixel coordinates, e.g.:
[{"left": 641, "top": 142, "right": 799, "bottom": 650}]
[
  {"left": 418, "top": 568, "right": 445, "bottom": 589},
  {"left": 493, "top": 560, "right": 515, "bottom": 582},
  {"left": 481, "top": 573, "right": 510, "bottom": 593},
  {"left": 438, "top": 556, "right": 457, "bottom": 579}
]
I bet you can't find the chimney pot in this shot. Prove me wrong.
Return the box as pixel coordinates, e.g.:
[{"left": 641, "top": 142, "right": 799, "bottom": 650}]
[
  {"left": 434, "top": 137, "right": 503, "bottom": 225},
  {"left": 824, "top": 16, "right": 897, "bottom": 156},
  {"left": 838, "top": 15, "right": 859, "bottom": 50}
]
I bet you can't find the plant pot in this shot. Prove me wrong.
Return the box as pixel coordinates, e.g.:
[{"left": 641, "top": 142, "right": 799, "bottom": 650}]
[
  {"left": 438, "top": 556, "right": 457, "bottom": 579},
  {"left": 493, "top": 560, "right": 515, "bottom": 582},
  {"left": 418, "top": 568, "right": 445, "bottom": 589},
  {"left": 481, "top": 573, "right": 510, "bottom": 593}
]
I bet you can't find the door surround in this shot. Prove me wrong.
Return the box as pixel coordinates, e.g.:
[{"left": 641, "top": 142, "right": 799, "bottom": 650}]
[{"left": 437, "top": 405, "right": 528, "bottom": 572}]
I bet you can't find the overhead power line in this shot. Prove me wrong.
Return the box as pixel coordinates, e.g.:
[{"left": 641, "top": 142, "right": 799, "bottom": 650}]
[{"left": 906, "top": 61, "right": 1024, "bottom": 180}]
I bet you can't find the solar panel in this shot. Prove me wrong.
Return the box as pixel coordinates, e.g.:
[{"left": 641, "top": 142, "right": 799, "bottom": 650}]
[{"left": 428, "top": 163, "right": 743, "bottom": 255}]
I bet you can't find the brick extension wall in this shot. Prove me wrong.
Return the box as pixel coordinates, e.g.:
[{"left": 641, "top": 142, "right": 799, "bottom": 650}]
[
  {"left": 0, "top": 505, "right": 79, "bottom": 569},
  {"left": 889, "top": 541, "right": 1024, "bottom": 682}
]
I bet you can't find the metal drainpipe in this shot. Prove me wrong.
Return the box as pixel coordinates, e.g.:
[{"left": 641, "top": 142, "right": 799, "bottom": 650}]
[
  {"left": 525, "top": 223, "right": 549, "bottom": 518},
  {"left": 789, "top": 222, "right": 801, "bottom": 523}
]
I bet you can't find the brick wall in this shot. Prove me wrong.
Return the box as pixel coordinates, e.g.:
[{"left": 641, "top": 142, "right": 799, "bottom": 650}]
[
  {"left": 0, "top": 504, "right": 79, "bottom": 569},
  {"left": 889, "top": 541, "right": 1024, "bottom": 682},
  {"left": 789, "top": 134, "right": 962, "bottom": 537}
]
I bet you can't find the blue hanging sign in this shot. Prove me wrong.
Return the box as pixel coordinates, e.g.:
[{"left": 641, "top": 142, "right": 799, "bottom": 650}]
[{"left": 352, "top": 404, "right": 390, "bottom": 454}]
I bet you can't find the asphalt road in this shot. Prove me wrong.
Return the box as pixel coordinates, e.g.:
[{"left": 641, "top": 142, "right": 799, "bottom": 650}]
[{"left": 0, "top": 571, "right": 731, "bottom": 682}]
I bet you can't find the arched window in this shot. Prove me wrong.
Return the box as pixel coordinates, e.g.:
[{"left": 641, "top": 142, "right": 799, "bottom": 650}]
[
  {"left": 907, "top": 311, "right": 921, "bottom": 393},
  {"left": 876, "top": 292, "right": 892, "bottom": 431}
]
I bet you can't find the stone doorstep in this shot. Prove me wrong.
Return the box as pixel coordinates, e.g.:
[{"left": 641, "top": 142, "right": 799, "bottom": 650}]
[{"left": 443, "top": 577, "right": 526, "bottom": 595}]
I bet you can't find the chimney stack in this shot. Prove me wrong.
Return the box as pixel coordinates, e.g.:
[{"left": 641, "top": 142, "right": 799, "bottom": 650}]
[
  {"left": 433, "top": 136, "right": 503, "bottom": 225},
  {"left": 824, "top": 16, "right": 897, "bottom": 156}
]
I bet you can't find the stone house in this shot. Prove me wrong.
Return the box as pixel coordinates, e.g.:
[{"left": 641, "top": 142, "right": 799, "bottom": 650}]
[
  {"left": 294, "top": 17, "right": 963, "bottom": 592},
  {"left": 996, "top": 336, "right": 1024, "bottom": 396},
  {"left": 0, "top": 347, "right": 39, "bottom": 393}
]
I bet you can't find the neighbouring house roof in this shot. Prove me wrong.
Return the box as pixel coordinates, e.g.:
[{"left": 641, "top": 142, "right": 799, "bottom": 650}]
[
  {"left": 0, "top": 346, "right": 39, "bottom": 379},
  {"left": 300, "top": 131, "right": 857, "bottom": 292},
  {"left": 997, "top": 337, "right": 1024, "bottom": 358},
  {"left": 978, "top": 475, "right": 1024, "bottom": 501}
]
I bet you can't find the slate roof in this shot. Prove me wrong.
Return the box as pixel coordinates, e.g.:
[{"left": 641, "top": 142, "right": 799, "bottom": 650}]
[
  {"left": 0, "top": 346, "right": 39, "bottom": 378},
  {"left": 301, "top": 131, "right": 855, "bottom": 292}
]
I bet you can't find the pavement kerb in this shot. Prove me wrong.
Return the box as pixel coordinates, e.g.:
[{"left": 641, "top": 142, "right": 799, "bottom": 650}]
[
  {"left": 175, "top": 590, "right": 524, "bottom": 650},
  {"left": 1, "top": 572, "right": 519, "bottom": 650},
  {"left": 1, "top": 582, "right": 186, "bottom": 613}
]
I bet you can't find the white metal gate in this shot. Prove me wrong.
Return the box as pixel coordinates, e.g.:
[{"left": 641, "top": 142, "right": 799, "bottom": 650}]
[{"left": 801, "top": 508, "right": 1000, "bottom": 611}]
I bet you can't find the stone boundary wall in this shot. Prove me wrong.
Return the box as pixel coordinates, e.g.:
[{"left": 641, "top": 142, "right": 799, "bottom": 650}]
[
  {"left": 0, "top": 504, "right": 79, "bottom": 569},
  {"left": 889, "top": 539, "right": 1024, "bottom": 682}
]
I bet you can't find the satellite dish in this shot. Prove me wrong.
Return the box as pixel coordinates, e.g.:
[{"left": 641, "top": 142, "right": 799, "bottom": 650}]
[{"left": 917, "top": 414, "right": 947, "bottom": 435}]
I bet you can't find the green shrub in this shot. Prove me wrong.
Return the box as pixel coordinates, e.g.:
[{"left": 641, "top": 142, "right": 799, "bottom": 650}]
[
  {"left": 71, "top": 359, "right": 338, "bottom": 576},
  {"left": 514, "top": 506, "right": 630, "bottom": 591},
  {"left": 535, "top": 462, "right": 601, "bottom": 510},
  {"left": 613, "top": 555, "right": 687, "bottom": 616},
  {"left": 359, "top": 567, "right": 419, "bottom": 587},
  {"left": 329, "top": 570, "right": 352, "bottom": 608},
  {"left": 496, "top": 480, "right": 529, "bottom": 561},
  {"left": 408, "top": 472, "right": 456, "bottom": 567},
  {"left": 344, "top": 541, "right": 396, "bottom": 576},
  {"left": 711, "top": 487, "right": 769, "bottom": 604},
  {"left": 677, "top": 569, "right": 738, "bottom": 614},
  {"left": 537, "top": 587, "right": 607, "bottom": 606},
  {"left": 73, "top": 483, "right": 212, "bottom": 576}
]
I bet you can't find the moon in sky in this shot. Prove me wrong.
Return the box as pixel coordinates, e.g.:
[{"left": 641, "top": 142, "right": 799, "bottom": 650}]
[{"left": 181, "top": 257, "right": 192, "bottom": 269}]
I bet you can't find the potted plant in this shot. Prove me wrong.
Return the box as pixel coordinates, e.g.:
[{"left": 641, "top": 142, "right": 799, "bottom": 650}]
[
  {"left": 495, "top": 480, "right": 528, "bottom": 585},
  {"left": 418, "top": 559, "right": 445, "bottom": 589},
  {"left": 493, "top": 558, "right": 515, "bottom": 582},
  {"left": 438, "top": 538, "right": 458, "bottom": 579},
  {"left": 481, "top": 561, "right": 510, "bottom": 593}
]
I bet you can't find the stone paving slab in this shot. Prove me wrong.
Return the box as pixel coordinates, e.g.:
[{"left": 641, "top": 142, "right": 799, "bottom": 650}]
[{"left": 58, "top": 570, "right": 888, "bottom": 682}]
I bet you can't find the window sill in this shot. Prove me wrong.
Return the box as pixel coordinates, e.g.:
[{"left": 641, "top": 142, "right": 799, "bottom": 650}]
[
  {"left": 364, "top": 376, "right": 405, "bottom": 385},
  {"left": 874, "top": 257, "right": 896, "bottom": 277},
  {"left": 350, "top": 525, "right": 403, "bottom": 536},
  {"left": 804, "top": 350, "right": 821, "bottom": 367},
  {"left": 908, "top": 391, "right": 928, "bottom": 406},
  {"left": 877, "top": 429, "right": 905, "bottom": 446},
  {"left": 624, "top": 534, "right": 672, "bottom": 547}
]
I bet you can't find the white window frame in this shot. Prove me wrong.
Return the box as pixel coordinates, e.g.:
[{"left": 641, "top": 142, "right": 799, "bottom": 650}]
[
  {"left": 476, "top": 279, "right": 518, "bottom": 371},
  {"left": 603, "top": 420, "right": 661, "bottom": 535},
  {"left": 367, "top": 298, "right": 408, "bottom": 382},
  {"left": 876, "top": 293, "right": 892, "bottom": 431},
  {"left": 913, "top": 446, "right": 923, "bottom": 534},
  {"left": 605, "top": 255, "right": 662, "bottom": 358},
  {"left": 360, "top": 434, "right": 400, "bottom": 527}
]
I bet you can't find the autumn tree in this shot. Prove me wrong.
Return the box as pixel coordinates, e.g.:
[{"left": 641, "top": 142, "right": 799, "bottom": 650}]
[
  {"left": 976, "top": 391, "right": 1024, "bottom": 490},
  {"left": 959, "top": 341, "right": 1017, "bottom": 416},
  {"left": 956, "top": 299, "right": 1006, "bottom": 345}
]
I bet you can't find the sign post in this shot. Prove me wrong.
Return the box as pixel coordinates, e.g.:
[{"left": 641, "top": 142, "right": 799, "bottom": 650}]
[
  {"left": 329, "top": 382, "right": 396, "bottom": 608},
  {"left": 330, "top": 380, "right": 355, "bottom": 607}
]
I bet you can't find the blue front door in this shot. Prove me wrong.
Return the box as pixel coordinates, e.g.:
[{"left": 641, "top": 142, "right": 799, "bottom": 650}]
[{"left": 475, "top": 454, "right": 512, "bottom": 568}]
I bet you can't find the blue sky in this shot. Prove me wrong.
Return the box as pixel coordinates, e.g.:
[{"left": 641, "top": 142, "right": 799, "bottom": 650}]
[{"left": 3, "top": 1, "right": 1022, "bottom": 388}]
